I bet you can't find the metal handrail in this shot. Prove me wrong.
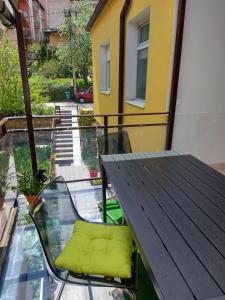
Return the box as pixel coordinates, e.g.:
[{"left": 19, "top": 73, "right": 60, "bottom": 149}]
[
  {"left": 7, "top": 122, "right": 168, "bottom": 133},
  {"left": 7, "top": 111, "right": 169, "bottom": 120}
]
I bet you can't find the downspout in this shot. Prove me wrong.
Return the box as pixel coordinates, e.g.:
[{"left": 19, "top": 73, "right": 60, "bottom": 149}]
[
  {"left": 165, "top": 0, "right": 186, "bottom": 150},
  {"left": 118, "top": 0, "right": 131, "bottom": 126}
]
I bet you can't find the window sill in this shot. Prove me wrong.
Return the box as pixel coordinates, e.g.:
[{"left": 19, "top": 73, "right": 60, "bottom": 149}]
[
  {"left": 126, "top": 99, "right": 145, "bottom": 108},
  {"left": 100, "top": 90, "right": 110, "bottom": 95}
]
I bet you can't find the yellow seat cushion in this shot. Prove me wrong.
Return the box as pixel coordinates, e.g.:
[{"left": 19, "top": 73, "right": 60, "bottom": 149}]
[{"left": 55, "top": 220, "right": 133, "bottom": 278}]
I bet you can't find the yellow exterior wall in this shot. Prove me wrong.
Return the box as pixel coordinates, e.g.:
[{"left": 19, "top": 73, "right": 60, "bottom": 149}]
[{"left": 91, "top": 0, "right": 177, "bottom": 152}]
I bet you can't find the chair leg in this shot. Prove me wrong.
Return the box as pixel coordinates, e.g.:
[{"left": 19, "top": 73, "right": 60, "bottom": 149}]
[
  {"left": 123, "top": 288, "right": 136, "bottom": 300},
  {"left": 56, "top": 282, "right": 66, "bottom": 300}
]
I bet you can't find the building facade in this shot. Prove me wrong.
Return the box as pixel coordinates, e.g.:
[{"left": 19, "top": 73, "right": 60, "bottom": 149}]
[
  {"left": 89, "top": 0, "right": 178, "bottom": 153},
  {"left": 89, "top": 0, "right": 225, "bottom": 165}
]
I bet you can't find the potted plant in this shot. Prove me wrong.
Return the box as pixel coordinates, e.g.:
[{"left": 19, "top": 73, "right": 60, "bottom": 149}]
[
  {"left": 86, "top": 157, "right": 99, "bottom": 178},
  {"left": 0, "top": 152, "right": 9, "bottom": 209},
  {"left": 17, "top": 169, "right": 45, "bottom": 206}
]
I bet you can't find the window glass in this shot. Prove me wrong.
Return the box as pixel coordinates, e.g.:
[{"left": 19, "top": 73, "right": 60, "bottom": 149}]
[
  {"left": 139, "top": 23, "right": 149, "bottom": 44},
  {"left": 106, "top": 60, "right": 110, "bottom": 90},
  {"left": 136, "top": 48, "right": 148, "bottom": 99}
]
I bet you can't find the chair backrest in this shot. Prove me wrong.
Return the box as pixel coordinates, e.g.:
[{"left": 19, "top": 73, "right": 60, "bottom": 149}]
[
  {"left": 98, "top": 131, "right": 132, "bottom": 157},
  {"left": 29, "top": 176, "right": 83, "bottom": 281}
]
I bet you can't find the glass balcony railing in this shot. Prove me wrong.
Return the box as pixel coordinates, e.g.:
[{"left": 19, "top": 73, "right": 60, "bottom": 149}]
[{"left": 0, "top": 109, "right": 168, "bottom": 299}]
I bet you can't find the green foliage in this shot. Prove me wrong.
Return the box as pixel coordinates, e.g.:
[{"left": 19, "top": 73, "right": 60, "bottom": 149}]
[
  {"left": 29, "top": 75, "right": 53, "bottom": 114},
  {"left": 0, "top": 35, "right": 54, "bottom": 117},
  {"left": 17, "top": 212, "right": 33, "bottom": 226},
  {"left": 78, "top": 109, "right": 95, "bottom": 126},
  {"left": 86, "top": 156, "right": 99, "bottom": 170},
  {"left": 91, "top": 179, "right": 102, "bottom": 186},
  {"left": 31, "top": 42, "right": 57, "bottom": 65},
  {"left": 14, "top": 145, "right": 51, "bottom": 177},
  {"left": 51, "top": 78, "right": 71, "bottom": 85},
  {"left": 58, "top": 0, "right": 94, "bottom": 85},
  {"left": 0, "top": 152, "right": 9, "bottom": 197},
  {"left": 37, "top": 59, "right": 60, "bottom": 78},
  {"left": 17, "top": 169, "right": 44, "bottom": 196},
  {"left": 48, "top": 83, "right": 72, "bottom": 101},
  {"left": 0, "top": 35, "right": 24, "bottom": 117}
]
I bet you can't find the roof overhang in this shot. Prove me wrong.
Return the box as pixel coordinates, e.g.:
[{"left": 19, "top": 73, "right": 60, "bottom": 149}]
[
  {"left": 86, "top": 0, "right": 109, "bottom": 31},
  {"left": 0, "top": 0, "right": 17, "bottom": 28}
]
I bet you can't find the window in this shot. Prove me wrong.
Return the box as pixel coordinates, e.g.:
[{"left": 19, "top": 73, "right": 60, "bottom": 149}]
[
  {"left": 106, "top": 46, "right": 110, "bottom": 91},
  {"left": 100, "top": 43, "right": 110, "bottom": 93},
  {"left": 136, "top": 23, "right": 149, "bottom": 100},
  {"left": 125, "top": 7, "right": 150, "bottom": 108}
]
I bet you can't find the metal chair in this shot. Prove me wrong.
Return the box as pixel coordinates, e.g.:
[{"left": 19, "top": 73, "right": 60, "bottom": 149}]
[{"left": 29, "top": 176, "right": 136, "bottom": 300}]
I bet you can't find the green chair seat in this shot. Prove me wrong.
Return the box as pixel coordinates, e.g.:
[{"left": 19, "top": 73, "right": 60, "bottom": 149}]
[
  {"left": 55, "top": 220, "right": 133, "bottom": 279},
  {"left": 98, "top": 198, "right": 124, "bottom": 224}
]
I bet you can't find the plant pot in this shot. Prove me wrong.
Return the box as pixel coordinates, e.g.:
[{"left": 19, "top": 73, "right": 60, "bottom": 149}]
[
  {"left": 0, "top": 197, "right": 4, "bottom": 209},
  {"left": 25, "top": 195, "right": 37, "bottom": 206},
  {"left": 89, "top": 170, "right": 98, "bottom": 178}
]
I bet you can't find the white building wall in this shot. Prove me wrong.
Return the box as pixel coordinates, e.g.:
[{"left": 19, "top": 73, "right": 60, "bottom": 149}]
[{"left": 172, "top": 0, "right": 225, "bottom": 164}]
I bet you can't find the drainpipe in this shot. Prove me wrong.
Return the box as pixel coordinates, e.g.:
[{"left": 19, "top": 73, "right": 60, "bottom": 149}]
[
  {"left": 15, "top": 10, "right": 38, "bottom": 174},
  {"left": 118, "top": 0, "right": 131, "bottom": 126},
  {"left": 165, "top": 0, "right": 186, "bottom": 150}
]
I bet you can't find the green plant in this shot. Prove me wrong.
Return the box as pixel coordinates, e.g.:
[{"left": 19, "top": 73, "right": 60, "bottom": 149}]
[
  {"left": 78, "top": 109, "right": 95, "bottom": 126},
  {"left": 18, "top": 212, "right": 33, "bottom": 226},
  {"left": 47, "top": 83, "right": 71, "bottom": 101},
  {"left": 0, "top": 35, "right": 24, "bottom": 117},
  {"left": 14, "top": 145, "right": 51, "bottom": 177},
  {"left": 17, "top": 169, "right": 44, "bottom": 196},
  {"left": 91, "top": 179, "right": 102, "bottom": 186},
  {"left": 37, "top": 59, "right": 61, "bottom": 79},
  {"left": 86, "top": 157, "right": 99, "bottom": 170}
]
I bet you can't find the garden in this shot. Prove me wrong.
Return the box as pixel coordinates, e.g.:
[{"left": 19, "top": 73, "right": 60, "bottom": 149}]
[
  {"left": 78, "top": 108, "right": 101, "bottom": 183},
  {"left": 0, "top": 0, "right": 93, "bottom": 118}
]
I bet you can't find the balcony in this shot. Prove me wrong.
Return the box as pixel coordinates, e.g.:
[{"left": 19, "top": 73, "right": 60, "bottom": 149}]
[{"left": 0, "top": 104, "right": 168, "bottom": 299}]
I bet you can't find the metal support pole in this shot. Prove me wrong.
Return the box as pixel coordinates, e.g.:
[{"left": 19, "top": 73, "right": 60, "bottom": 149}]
[
  {"left": 102, "top": 166, "right": 107, "bottom": 223},
  {"left": 15, "top": 11, "right": 38, "bottom": 174},
  {"left": 102, "top": 115, "right": 108, "bottom": 223},
  {"left": 104, "top": 115, "right": 108, "bottom": 155}
]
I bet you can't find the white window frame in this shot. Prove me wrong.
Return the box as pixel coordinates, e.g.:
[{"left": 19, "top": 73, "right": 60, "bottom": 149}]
[
  {"left": 136, "top": 22, "right": 149, "bottom": 100},
  {"left": 125, "top": 7, "right": 150, "bottom": 108},
  {"left": 100, "top": 43, "right": 110, "bottom": 94}
]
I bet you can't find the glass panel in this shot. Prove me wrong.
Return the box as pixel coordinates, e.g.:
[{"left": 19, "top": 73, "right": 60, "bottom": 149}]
[
  {"left": 139, "top": 23, "right": 149, "bottom": 44},
  {"left": 136, "top": 47, "right": 148, "bottom": 99},
  {"left": 106, "top": 60, "right": 110, "bottom": 90}
]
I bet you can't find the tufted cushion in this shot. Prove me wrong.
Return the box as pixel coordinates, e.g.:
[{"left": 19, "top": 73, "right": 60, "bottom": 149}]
[{"left": 55, "top": 220, "right": 133, "bottom": 278}]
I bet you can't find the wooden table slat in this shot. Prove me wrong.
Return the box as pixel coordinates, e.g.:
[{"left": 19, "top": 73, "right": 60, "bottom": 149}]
[
  {"left": 102, "top": 153, "right": 225, "bottom": 300},
  {"left": 129, "top": 159, "right": 225, "bottom": 291},
  {"left": 114, "top": 160, "right": 222, "bottom": 299},
  {"left": 176, "top": 156, "right": 225, "bottom": 196},
  {"left": 104, "top": 161, "right": 195, "bottom": 300},
  {"left": 184, "top": 155, "right": 225, "bottom": 187}
]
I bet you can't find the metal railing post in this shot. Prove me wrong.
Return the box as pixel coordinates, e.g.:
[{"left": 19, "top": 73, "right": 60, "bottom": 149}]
[
  {"left": 102, "top": 115, "right": 108, "bottom": 223},
  {"left": 104, "top": 115, "right": 108, "bottom": 155},
  {"left": 15, "top": 11, "right": 38, "bottom": 174}
]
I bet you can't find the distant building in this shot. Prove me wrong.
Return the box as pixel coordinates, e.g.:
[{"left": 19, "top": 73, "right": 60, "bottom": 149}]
[
  {"left": 44, "top": 0, "right": 98, "bottom": 46},
  {"left": 3, "top": 0, "right": 47, "bottom": 46}
]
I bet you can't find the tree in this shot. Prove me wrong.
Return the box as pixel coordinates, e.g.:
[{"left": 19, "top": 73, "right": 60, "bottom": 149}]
[
  {"left": 57, "top": 0, "right": 93, "bottom": 87},
  {"left": 0, "top": 34, "right": 24, "bottom": 117},
  {"left": 0, "top": 35, "right": 52, "bottom": 117}
]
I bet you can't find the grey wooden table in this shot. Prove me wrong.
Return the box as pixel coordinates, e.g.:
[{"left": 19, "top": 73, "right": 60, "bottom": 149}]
[{"left": 101, "top": 152, "right": 225, "bottom": 300}]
